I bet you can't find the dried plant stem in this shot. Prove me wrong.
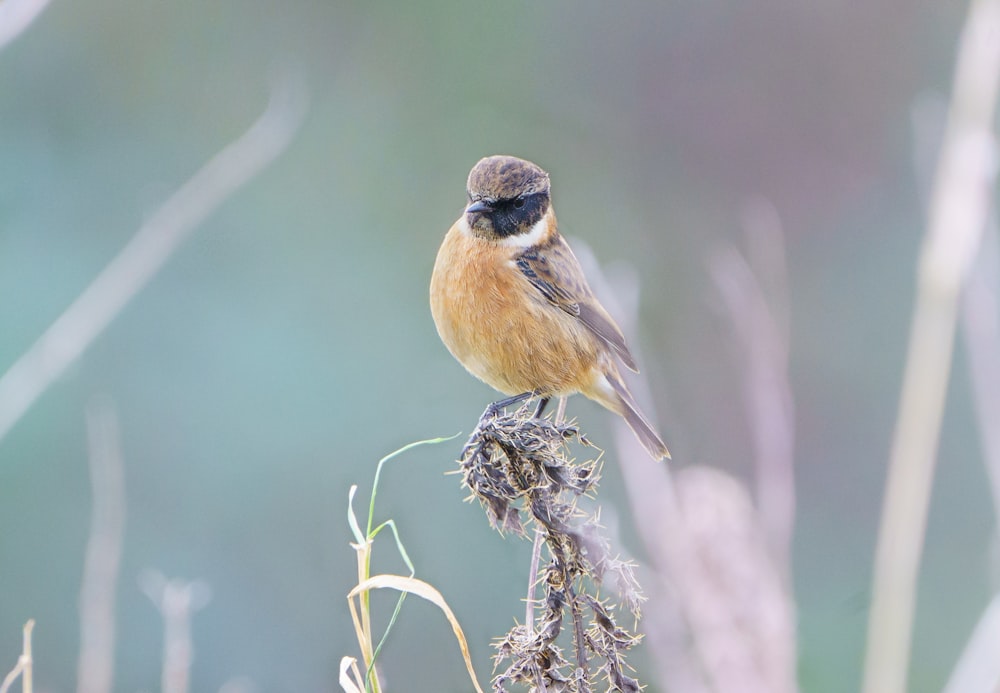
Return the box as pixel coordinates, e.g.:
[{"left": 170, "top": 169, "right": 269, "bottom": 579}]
[
  {"left": 554, "top": 397, "right": 567, "bottom": 423},
  {"left": 0, "top": 620, "right": 34, "bottom": 693},
  {"left": 464, "top": 406, "right": 642, "bottom": 691},
  {"left": 349, "top": 536, "right": 380, "bottom": 693},
  {"left": 525, "top": 527, "right": 544, "bottom": 634},
  {"left": 566, "top": 583, "right": 588, "bottom": 676},
  {"left": 0, "top": 75, "right": 306, "bottom": 447},
  {"left": 525, "top": 396, "right": 568, "bottom": 637},
  {"left": 862, "top": 2, "right": 1000, "bottom": 692}
]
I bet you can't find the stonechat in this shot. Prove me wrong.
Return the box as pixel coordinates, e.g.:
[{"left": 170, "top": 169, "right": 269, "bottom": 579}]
[{"left": 430, "top": 155, "right": 670, "bottom": 460}]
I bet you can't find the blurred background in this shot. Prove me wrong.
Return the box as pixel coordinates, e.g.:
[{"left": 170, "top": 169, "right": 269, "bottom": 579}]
[{"left": 0, "top": 1, "right": 994, "bottom": 691}]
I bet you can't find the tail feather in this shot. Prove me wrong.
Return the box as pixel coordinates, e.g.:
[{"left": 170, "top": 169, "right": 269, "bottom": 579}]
[{"left": 602, "top": 373, "right": 671, "bottom": 461}]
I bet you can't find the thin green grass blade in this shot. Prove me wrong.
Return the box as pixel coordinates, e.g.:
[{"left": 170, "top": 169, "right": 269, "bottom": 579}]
[
  {"left": 366, "top": 518, "right": 417, "bottom": 677},
  {"left": 347, "top": 485, "right": 365, "bottom": 545},
  {"left": 371, "top": 519, "right": 415, "bottom": 576},
  {"left": 366, "top": 434, "right": 459, "bottom": 536}
]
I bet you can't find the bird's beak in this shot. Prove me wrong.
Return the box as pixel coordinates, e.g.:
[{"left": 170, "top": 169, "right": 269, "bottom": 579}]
[{"left": 465, "top": 199, "right": 493, "bottom": 215}]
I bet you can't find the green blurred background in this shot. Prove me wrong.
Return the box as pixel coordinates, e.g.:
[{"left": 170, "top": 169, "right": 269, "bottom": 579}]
[{"left": 0, "top": 1, "right": 993, "bottom": 691}]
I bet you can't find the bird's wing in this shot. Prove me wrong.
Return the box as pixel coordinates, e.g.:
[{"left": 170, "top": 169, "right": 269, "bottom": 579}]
[{"left": 515, "top": 235, "right": 638, "bottom": 372}]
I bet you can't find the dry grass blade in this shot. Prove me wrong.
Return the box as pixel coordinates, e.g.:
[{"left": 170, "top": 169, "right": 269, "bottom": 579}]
[
  {"left": 342, "top": 437, "right": 458, "bottom": 693},
  {"left": 348, "top": 575, "right": 486, "bottom": 693},
  {"left": 338, "top": 657, "right": 366, "bottom": 693},
  {"left": 345, "top": 540, "right": 377, "bottom": 691}
]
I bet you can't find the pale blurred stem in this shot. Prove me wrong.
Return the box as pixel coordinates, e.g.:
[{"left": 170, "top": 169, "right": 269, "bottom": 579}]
[
  {"left": 22, "top": 621, "right": 32, "bottom": 693},
  {"left": 943, "top": 591, "right": 1000, "bottom": 693},
  {"left": 140, "top": 574, "right": 210, "bottom": 693},
  {"left": 944, "top": 221, "right": 1000, "bottom": 693},
  {"left": 862, "top": 1, "right": 1000, "bottom": 692},
  {"left": 525, "top": 396, "right": 567, "bottom": 638},
  {"left": 0, "top": 620, "right": 34, "bottom": 693},
  {"left": 570, "top": 242, "right": 708, "bottom": 691},
  {"left": 77, "top": 397, "right": 125, "bottom": 693},
  {"left": 0, "top": 0, "right": 51, "bottom": 51},
  {"left": 0, "top": 75, "right": 306, "bottom": 447},
  {"left": 711, "top": 207, "right": 795, "bottom": 584},
  {"left": 961, "top": 220, "right": 1000, "bottom": 523}
]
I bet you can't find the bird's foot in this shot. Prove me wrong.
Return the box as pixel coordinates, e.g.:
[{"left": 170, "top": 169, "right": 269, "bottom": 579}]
[
  {"left": 481, "top": 391, "right": 538, "bottom": 421},
  {"left": 461, "top": 391, "right": 540, "bottom": 461}
]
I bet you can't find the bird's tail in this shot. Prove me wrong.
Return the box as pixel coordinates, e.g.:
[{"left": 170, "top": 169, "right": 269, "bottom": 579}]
[{"left": 591, "top": 370, "right": 670, "bottom": 461}]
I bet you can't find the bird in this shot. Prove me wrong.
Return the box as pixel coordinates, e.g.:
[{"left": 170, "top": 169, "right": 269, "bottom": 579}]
[{"left": 430, "top": 155, "right": 670, "bottom": 460}]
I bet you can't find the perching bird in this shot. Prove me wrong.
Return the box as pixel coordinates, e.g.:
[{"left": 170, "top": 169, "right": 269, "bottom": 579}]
[{"left": 430, "top": 155, "right": 670, "bottom": 460}]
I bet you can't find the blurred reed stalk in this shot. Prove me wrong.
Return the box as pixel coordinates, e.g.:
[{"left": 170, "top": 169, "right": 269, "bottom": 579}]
[
  {"left": 0, "top": 0, "right": 51, "bottom": 51},
  {"left": 0, "top": 621, "right": 34, "bottom": 693},
  {"left": 961, "top": 220, "right": 1000, "bottom": 555},
  {"left": 0, "top": 2, "right": 49, "bottom": 678},
  {"left": 862, "top": 0, "right": 1000, "bottom": 691},
  {"left": 575, "top": 217, "right": 799, "bottom": 693},
  {"left": 0, "top": 74, "right": 307, "bottom": 447},
  {"left": 140, "top": 572, "right": 212, "bottom": 693},
  {"left": 77, "top": 398, "right": 126, "bottom": 693},
  {"left": 712, "top": 200, "right": 796, "bottom": 583}
]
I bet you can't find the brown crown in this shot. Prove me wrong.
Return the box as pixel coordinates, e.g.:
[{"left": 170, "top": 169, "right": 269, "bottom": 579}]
[{"left": 466, "top": 155, "right": 550, "bottom": 201}]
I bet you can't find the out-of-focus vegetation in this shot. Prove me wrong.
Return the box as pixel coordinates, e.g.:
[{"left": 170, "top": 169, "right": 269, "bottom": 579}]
[{"left": 0, "top": 1, "right": 994, "bottom": 692}]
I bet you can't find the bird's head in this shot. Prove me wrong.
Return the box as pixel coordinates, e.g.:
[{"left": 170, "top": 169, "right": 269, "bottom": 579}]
[{"left": 464, "top": 155, "right": 552, "bottom": 241}]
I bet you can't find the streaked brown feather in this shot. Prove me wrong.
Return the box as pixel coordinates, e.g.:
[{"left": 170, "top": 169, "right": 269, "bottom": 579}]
[{"left": 515, "top": 233, "right": 638, "bottom": 372}]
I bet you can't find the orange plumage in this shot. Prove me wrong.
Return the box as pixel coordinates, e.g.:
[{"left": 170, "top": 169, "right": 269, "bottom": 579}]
[{"left": 430, "top": 155, "right": 670, "bottom": 460}]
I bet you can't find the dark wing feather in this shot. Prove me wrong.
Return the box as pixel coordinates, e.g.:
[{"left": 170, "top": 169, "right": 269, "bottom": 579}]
[{"left": 516, "top": 236, "right": 639, "bottom": 372}]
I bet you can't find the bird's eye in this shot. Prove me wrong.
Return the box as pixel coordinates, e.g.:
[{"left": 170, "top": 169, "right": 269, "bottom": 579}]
[{"left": 513, "top": 197, "right": 526, "bottom": 209}]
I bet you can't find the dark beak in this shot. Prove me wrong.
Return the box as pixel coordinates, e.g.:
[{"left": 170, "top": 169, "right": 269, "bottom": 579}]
[{"left": 465, "top": 199, "right": 493, "bottom": 215}]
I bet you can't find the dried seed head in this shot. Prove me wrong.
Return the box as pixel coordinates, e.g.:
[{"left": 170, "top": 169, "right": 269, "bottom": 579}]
[{"left": 459, "top": 403, "right": 645, "bottom": 692}]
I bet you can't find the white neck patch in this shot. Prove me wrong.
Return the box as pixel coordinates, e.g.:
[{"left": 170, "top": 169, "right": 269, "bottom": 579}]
[{"left": 497, "top": 213, "right": 551, "bottom": 248}]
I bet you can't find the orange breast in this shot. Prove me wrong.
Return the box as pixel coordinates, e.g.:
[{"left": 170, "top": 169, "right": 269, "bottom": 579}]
[{"left": 430, "top": 223, "right": 603, "bottom": 396}]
